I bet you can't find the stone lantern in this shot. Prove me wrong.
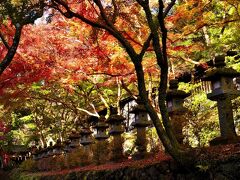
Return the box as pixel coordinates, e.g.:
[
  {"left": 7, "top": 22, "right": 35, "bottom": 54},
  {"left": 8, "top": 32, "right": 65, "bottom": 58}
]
[
  {"left": 166, "top": 79, "right": 191, "bottom": 113},
  {"left": 93, "top": 116, "right": 109, "bottom": 140},
  {"left": 63, "top": 140, "right": 71, "bottom": 153},
  {"left": 34, "top": 147, "right": 40, "bottom": 160},
  {"left": 37, "top": 147, "right": 43, "bottom": 160},
  {"left": 130, "top": 98, "right": 151, "bottom": 159},
  {"left": 31, "top": 145, "right": 38, "bottom": 160},
  {"left": 41, "top": 146, "right": 48, "bottom": 159},
  {"left": 202, "top": 55, "right": 240, "bottom": 145},
  {"left": 79, "top": 126, "right": 93, "bottom": 146},
  {"left": 47, "top": 141, "right": 54, "bottom": 157},
  {"left": 166, "top": 79, "right": 190, "bottom": 144},
  {"left": 68, "top": 130, "right": 80, "bottom": 150},
  {"left": 52, "top": 139, "right": 63, "bottom": 155},
  {"left": 106, "top": 112, "right": 125, "bottom": 161},
  {"left": 79, "top": 126, "right": 93, "bottom": 161}
]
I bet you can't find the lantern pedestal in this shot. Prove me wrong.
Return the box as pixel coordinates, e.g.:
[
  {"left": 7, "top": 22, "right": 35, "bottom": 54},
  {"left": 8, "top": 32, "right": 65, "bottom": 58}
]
[
  {"left": 106, "top": 113, "right": 125, "bottom": 162},
  {"left": 132, "top": 127, "right": 147, "bottom": 160},
  {"left": 92, "top": 116, "right": 110, "bottom": 164},
  {"left": 169, "top": 110, "right": 188, "bottom": 144},
  {"left": 80, "top": 127, "right": 93, "bottom": 160},
  {"left": 209, "top": 97, "right": 240, "bottom": 145},
  {"left": 110, "top": 135, "right": 124, "bottom": 161},
  {"left": 202, "top": 55, "right": 240, "bottom": 145}
]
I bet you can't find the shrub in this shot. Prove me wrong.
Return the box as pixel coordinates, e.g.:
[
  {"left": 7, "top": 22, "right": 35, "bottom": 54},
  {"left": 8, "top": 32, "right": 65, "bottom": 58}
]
[{"left": 19, "top": 159, "right": 37, "bottom": 172}]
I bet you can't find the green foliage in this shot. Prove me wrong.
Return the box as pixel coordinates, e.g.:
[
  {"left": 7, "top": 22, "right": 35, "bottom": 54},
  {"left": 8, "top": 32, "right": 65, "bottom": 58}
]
[
  {"left": 183, "top": 88, "right": 219, "bottom": 147},
  {"left": 123, "top": 132, "right": 136, "bottom": 156},
  {"left": 147, "top": 128, "right": 164, "bottom": 153},
  {"left": 19, "top": 159, "right": 37, "bottom": 172}
]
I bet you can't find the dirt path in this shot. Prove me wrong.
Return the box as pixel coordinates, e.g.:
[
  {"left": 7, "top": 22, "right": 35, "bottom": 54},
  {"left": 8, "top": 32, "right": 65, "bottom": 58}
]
[{"left": 0, "top": 170, "right": 10, "bottom": 180}]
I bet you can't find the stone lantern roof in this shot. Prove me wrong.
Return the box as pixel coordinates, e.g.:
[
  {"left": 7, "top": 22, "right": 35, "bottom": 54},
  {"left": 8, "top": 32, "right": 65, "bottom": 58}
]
[
  {"left": 87, "top": 115, "right": 99, "bottom": 126},
  {"left": 106, "top": 114, "right": 125, "bottom": 135},
  {"left": 92, "top": 116, "right": 109, "bottom": 129},
  {"left": 79, "top": 127, "right": 93, "bottom": 135},
  {"left": 106, "top": 114, "right": 125, "bottom": 124},
  {"left": 130, "top": 98, "right": 151, "bottom": 127},
  {"left": 68, "top": 130, "right": 80, "bottom": 140},
  {"left": 202, "top": 55, "right": 240, "bottom": 81},
  {"left": 53, "top": 139, "right": 62, "bottom": 148},
  {"left": 166, "top": 79, "right": 190, "bottom": 99},
  {"left": 129, "top": 98, "right": 148, "bottom": 114},
  {"left": 201, "top": 55, "right": 240, "bottom": 100},
  {"left": 131, "top": 119, "right": 151, "bottom": 127}
]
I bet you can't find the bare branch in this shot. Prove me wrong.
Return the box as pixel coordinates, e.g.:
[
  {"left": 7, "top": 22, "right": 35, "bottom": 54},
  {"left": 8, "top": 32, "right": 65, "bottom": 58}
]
[
  {"left": 121, "top": 79, "right": 138, "bottom": 99},
  {"left": 77, "top": 107, "right": 99, "bottom": 117}
]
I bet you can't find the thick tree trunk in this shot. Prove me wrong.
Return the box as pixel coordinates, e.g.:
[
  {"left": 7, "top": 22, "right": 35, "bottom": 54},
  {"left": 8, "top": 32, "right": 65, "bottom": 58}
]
[{"left": 0, "top": 25, "right": 22, "bottom": 75}]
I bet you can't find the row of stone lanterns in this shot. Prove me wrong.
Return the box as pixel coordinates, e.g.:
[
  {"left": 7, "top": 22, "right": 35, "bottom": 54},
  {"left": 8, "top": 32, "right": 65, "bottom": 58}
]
[
  {"left": 29, "top": 104, "right": 152, "bottom": 163},
  {"left": 22, "top": 54, "right": 240, "bottom": 165},
  {"left": 166, "top": 54, "right": 240, "bottom": 146}
]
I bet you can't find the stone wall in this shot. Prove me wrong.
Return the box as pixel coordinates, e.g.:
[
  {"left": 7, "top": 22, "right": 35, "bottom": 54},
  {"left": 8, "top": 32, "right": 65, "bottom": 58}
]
[{"left": 15, "top": 155, "right": 240, "bottom": 180}]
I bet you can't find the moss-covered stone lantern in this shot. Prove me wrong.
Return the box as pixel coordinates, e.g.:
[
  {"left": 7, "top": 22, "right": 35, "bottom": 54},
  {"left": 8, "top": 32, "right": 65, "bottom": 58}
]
[
  {"left": 93, "top": 116, "right": 109, "bottom": 140},
  {"left": 202, "top": 55, "right": 240, "bottom": 145},
  {"left": 106, "top": 112, "right": 125, "bottom": 161},
  {"left": 79, "top": 127, "right": 93, "bottom": 146},
  {"left": 166, "top": 79, "right": 190, "bottom": 144},
  {"left": 68, "top": 130, "right": 80, "bottom": 149},
  {"left": 130, "top": 98, "right": 151, "bottom": 159}
]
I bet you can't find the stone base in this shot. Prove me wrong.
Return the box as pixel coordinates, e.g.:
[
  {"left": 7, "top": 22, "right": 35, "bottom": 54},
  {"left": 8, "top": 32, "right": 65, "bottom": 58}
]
[{"left": 210, "top": 136, "right": 240, "bottom": 146}]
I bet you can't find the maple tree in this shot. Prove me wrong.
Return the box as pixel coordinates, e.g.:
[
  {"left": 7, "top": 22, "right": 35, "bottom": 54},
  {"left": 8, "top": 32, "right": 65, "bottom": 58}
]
[
  {"left": 0, "top": 0, "right": 45, "bottom": 75},
  {"left": 0, "top": 0, "right": 239, "bottom": 169},
  {"left": 47, "top": 0, "right": 240, "bottom": 166},
  {"left": 46, "top": 0, "right": 191, "bottom": 165}
]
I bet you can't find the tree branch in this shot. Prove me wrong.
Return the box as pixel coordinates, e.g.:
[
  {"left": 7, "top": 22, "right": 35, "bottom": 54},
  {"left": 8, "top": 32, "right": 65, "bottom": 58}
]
[
  {"left": 163, "top": 0, "right": 176, "bottom": 18},
  {"left": 0, "top": 32, "right": 10, "bottom": 50},
  {"left": 52, "top": 0, "right": 139, "bottom": 63},
  {"left": 138, "top": 33, "right": 153, "bottom": 59},
  {"left": 0, "top": 24, "right": 23, "bottom": 75}
]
